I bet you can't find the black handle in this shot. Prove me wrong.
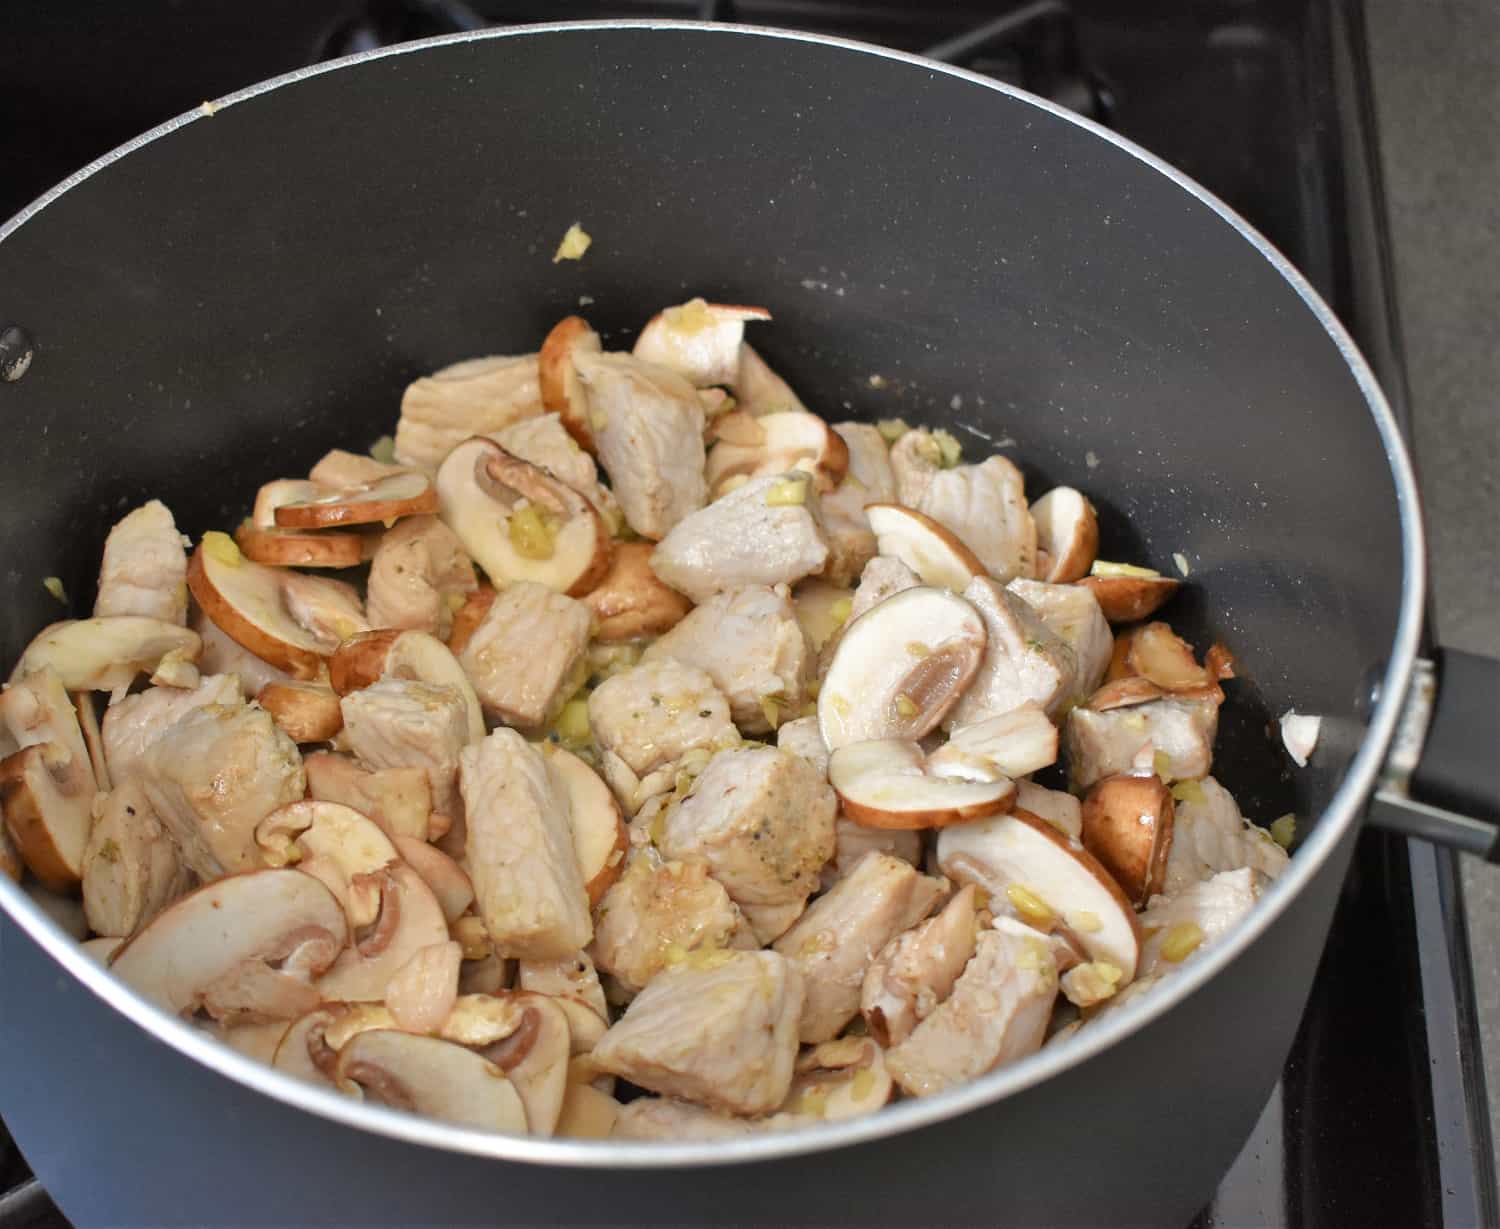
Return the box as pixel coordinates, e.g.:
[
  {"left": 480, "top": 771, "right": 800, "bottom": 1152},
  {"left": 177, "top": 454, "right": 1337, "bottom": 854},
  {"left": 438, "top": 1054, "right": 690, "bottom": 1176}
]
[{"left": 1370, "top": 648, "right": 1500, "bottom": 859}]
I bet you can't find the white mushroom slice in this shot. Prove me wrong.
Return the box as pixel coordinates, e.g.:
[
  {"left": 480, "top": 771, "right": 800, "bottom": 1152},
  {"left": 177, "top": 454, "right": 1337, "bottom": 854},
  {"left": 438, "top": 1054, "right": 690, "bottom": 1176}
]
[
  {"left": 445, "top": 992, "right": 572, "bottom": 1136},
  {"left": 574, "top": 351, "right": 708, "bottom": 540},
  {"left": 219, "top": 1019, "right": 293, "bottom": 1065},
  {"left": 255, "top": 800, "right": 400, "bottom": 928},
  {"left": 435, "top": 437, "right": 611, "bottom": 596},
  {"left": 304, "top": 752, "right": 432, "bottom": 843},
  {"left": 391, "top": 836, "right": 473, "bottom": 926},
  {"left": 271, "top": 472, "right": 437, "bottom": 531},
  {"left": 329, "top": 627, "right": 484, "bottom": 746},
  {"left": 944, "top": 577, "right": 1076, "bottom": 729},
  {"left": 1162, "top": 776, "right": 1288, "bottom": 895},
  {"left": 829, "top": 739, "right": 1015, "bottom": 830},
  {"left": 94, "top": 500, "right": 190, "bottom": 624},
  {"left": 1078, "top": 573, "right": 1182, "bottom": 625},
  {"left": 1126, "top": 622, "right": 1213, "bottom": 692},
  {"left": 818, "top": 586, "right": 986, "bottom": 751},
  {"left": 458, "top": 581, "right": 591, "bottom": 729},
  {"left": 1064, "top": 694, "right": 1220, "bottom": 791},
  {"left": 610, "top": 1098, "right": 764, "bottom": 1141},
  {"left": 384, "top": 939, "right": 463, "bottom": 1035},
  {"left": 884, "top": 917, "right": 1058, "bottom": 1097},
  {"left": 650, "top": 471, "right": 829, "bottom": 603},
  {"left": 492, "top": 412, "right": 607, "bottom": 509},
  {"left": 773, "top": 851, "right": 945, "bottom": 1042},
  {"left": 927, "top": 703, "right": 1058, "bottom": 782},
  {"left": 309, "top": 448, "right": 408, "bottom": 488},
  {"left": 139, "top": 702, "right": 305, "bottom": 879},
  {"left": 1030, "top": 487, "right": 1099, "bottom": 583},
  {"left": 1014, "top": 779, "right": 1083, "bottom": 841},
  {"left": 1280, "top": 710, "right": 1322, "bottom": 767},
  {"left": 257, "top": 681, "right": 344, "bottom": 744},
  {"left": 100, "top": 674, "right": 242, "bottom": 785},
  {"left": 334, "top": 1029, "right": 529, "bottom": 1133},
  {"left": 781, "top": 1036, "right": 893, "bottom": 1122},
  {"left": 865, "top": 503, "right": 985, "bottom": 592},
  {"left": 733, "top": 343, "right": 808, "bottom": 416},
  {"left": 316, "top": 863, "right": 451, "bottom": 1002},
  {"left": 0, "top": 742, "right": 94, "bottom": 890},
  {"left": 861, "top": 884, "right": 982, "bottom": 1047},
  {"left": 517, "top": 951, "right": 609, "bottom": 1024},
  {"left": 274, "top": 1002, "right": 394, "bottom": 1086},
  {"left": 915, "top": 454, "right": 1037, "bottom": 583},
  {"left": 705, "top": 411, "right": 849, "bottom": 498},
  {"left": 592, "top": 950, "right": 804, "bottom": 1116},
  {"left": 73, "top": 691, "right": 110, "bottom": 792},
  {"left": 937, "top": 810, "right": 1141, "bottom": 980},
  {"left": 365, "top": 515, "right": 477, "bottom": 639},
  {"left": 791, "top": 579, "right": 853, "bottom": 655},
  {"left": 11, "top": 617, "right": 201, "bottom": 697},
  {"left": 252, "top": 479, "right": 328, "bottom": 529},
  {"left": 633, "top": 299, "right": 771, "bottom": 388},
  {"left": 1081, "top": 773, "right": 1175, "bottom": 908},
  {"left": 581, "top": 541, "right": 692, "bottom": 642},
  {"left": 394, "top": 353, "right": 544, "bottom": 475},
  {"left": 0, "top": 667, "right": 95, "bottom": 786},
  {"left": 1006, "top": 578, "right": 1114, "bottom": 702},
  {"left": 0, "top": 821, "right": 21, "bottom": 883},
  {"left": 539, "top": 317, "right": 605, "bottom": 449},
  {"left": 111, "top": 869, "right": 348, "bottom": 1021},
  {"left": 557, "top": 1083, "right": 621, "bottom": 1139},
  {"left": 1139, "top": 867, "right": 1265, "bottom": 977},
  {"left": 461, "top": 729, "right": 592, "bottom": 961},
  {"left": 544, "top": 746, "right": 627, "bottom": 906},
  {"left": 82, "top": 780, "right": 194, "bottom": 938},
  {"left": 235, "top": 522, "right": 364, "bottom": 569}
]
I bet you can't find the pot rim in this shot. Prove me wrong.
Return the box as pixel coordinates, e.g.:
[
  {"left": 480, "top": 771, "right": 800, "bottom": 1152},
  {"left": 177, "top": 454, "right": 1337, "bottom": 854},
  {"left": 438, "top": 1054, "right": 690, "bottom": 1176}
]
[{"left": 0, "top": 19, "right": 1427, "bottom": 1169}]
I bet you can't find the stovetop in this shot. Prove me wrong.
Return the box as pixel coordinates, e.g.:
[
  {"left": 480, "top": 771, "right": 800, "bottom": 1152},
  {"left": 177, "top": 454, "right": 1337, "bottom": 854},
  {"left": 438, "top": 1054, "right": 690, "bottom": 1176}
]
[{"left": 0, "top": 3, "right": 1493, "bottom": 1226}]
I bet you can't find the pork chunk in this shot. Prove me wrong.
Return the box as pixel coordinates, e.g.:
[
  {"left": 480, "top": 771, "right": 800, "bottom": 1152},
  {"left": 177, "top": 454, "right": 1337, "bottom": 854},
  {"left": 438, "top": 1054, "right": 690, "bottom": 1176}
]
[
  {"left": 303, "top": 751, "right": 432, "bottom": 843},
  {"left": 100, "top": 674, "right": 243, "bottom": 785},
  {"left": 81, "top": 779, "right": 194, "bottom": 937},
  {"left": 821, "top": 819, "right": 922, "bottom": 890},
  {"left": 1140, "top": 866, "right": 1266, "bottom": 976},
  {"left": 458, "top": 580, "right": 590, "bottom": 729},
  {"left": 774, "top": 851, "right": 945, "bottom": 1042},
  {"left": 1014, "top": 779, "right": 1083, "bottom": 841},
  {"left": 650, "top": 472, "right": 829, "bottom": 604},
  {"left": 192, "top": 611, "right": 289, "bottom": 696},
  {"left": 138, "top": 702, "right": 305, "bottom": 878},
  {"left": 394, "top": 354, "right": 544, "bottom": 473},
  {"left": 660, "top": 745, "right": 837, "bottom": 943},
  {"left": 612, "top": 1098, "right": 761, "bottom": 1140},
  {"left": 816, "top": 423, "right": 898, "bottom": 587},
  {"left": 946, "top": 577, "right": 1076, "bottom": 728},
  {"left": 461, "top": 728, "right": 591, "bottom": 960},
  {"left": 1006, "top": 578, "right": 1113, "bottom": 700},
  {"left": 917, "top": 455, "right": 1036, "bottom": 582},
  {"left": 1064, "top": 695, "right": 1219, "bottom": 791},
  {"left": 643, "top": 586, "right": 810, "bottom": 734},
  {"left": 1162, "top": 776, "right": 1288, "bottom": 895},
  {"left": 776, "top": 715, "right": 829, "bottom": 778},
  {"left": 861, "top": 883, "right": 983, "bottom": 1047},
  {"left": 340, "top": 678, "right": 469, "bottom": 820},
  {"left": 592, "top": 950, "right": 804, "bottom": 1116},
  {"left": 94, "top": 500, "right": 190, "bottom": 625},
  {"left": 365, "top": 516, "right": 477, "bottom": 639},
  {"left": 884, "top": 917, "right": 1058, "bottom": 1097}
]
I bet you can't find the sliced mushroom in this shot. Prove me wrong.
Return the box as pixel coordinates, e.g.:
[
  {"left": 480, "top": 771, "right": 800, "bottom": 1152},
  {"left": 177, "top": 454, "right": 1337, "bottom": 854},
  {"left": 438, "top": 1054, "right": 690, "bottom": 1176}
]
[
  {"left": 435, "top": 437, "right": 612, "bottom": 597},
  {"left": 0, "top": 743, "right": 94, "bottom": 889},
  {"left": 779, "top": 1036, "right": 893, "bottom": 1122},
  {"left": 539, "top": 316, "right": 605, "bottom": 449},
  {"left": 80, "top": 935, "right": 124, "bottom": 962},
  {"left": 544, "top": 746, "right": 628, "bottom": 906},
  {"left": 829, "top": 739, "right": 1015, "bottom": 830},
  {"left": 255, "top": 800, "right": 400, "bottom": 928},
  {"left": 1078, "top": 573, "right": 1181, "bottom": 624},
  {"left": 733, "top": 343, "right": 808, "bottom": 416},
  {"left": 316, "top": 863, "right": 451, "bottom": 1002},
  {"left": 446, "top": 583, "right": 496, "bottom": 656},
  {"left": 937, "top": 810, "right": 1141, "bottom": 981},
  {"left": 1126, "top": 622, "right": 1212, "bottom": 692},
  {"left": 73, "top": 691, "right": 110, "bottom": 791},
  {"left": 273, "top": 1001, "right": 394, "bottom": 1086},
  {"left": 1080, "top": 773, "right": 1175, "bottom": 908},
  {"left": 441, "top": 992, "right": 572, "bottom": 1136},
  {"left": 926, "top": 703, "right": 1059, "bottom": 782},
  {"left": 818, "top": 586, "right": 986, "bottom": 751},
  {"left": 81, "top": 780, "right": 194, "bottom": 938},
  {"left": 392, "top": 836, "right": 474, "bottom": 925},
  {"left": 633, "top": 299, "right": 771, "bottom": 388},
  {"left": 304, "top": 751, "right": 433, "bottom": 843},
  {"left": 252, "top": 479, "right": 328, "bottom": 529},
  {"left": 11, "top": 617, "right": 201, "bottom": 696},
  {"left": 309, "top": 448, "right": 409, "bottom": 488},
  {"left": 257, "top": 681, "right": 344, "bottom": 743},
  {"left": 1014, "top": 779, "right": 1084, "bottom": 841},
  {"left": 865, "top": 503, "right": 985, "bottom": 592},
  {"left": 705, "top": 410, "right": 849, "bottom": 498},
  {"left": 516, "top": 951, "right": 609, "bottom": 1024},
  {"left": 335, "top": 1029, "right": 529, "bottom": 1133},
  {"left": 234, "top": 522, "right": 364, "bottom": 569},
  {"left": 110, "top": 869, "right": 349, "bottom": 1021},
  {"left": 556, "top": 1082, "right": 621, "bottom": 1139},
  {"left": 580, "top": 541, "right": 692, "bottom": 642},
  {"left": 385, "top": 939, "right": 463, "bottom": 1035},
  {"left": 0, "top": 665, "right": 95, "bottom": 781},
  {"left": 271, "top": 472, "right": 438, "bottom": 530},
  {"left": 0, "top": 822, "right": 21, "bottom": 883},
  {"left": 1030, "top": 487, "right": 1099, "bottom": 583},
  {"left": 327, "top": 628, "right": 485, "bottom": 744}
]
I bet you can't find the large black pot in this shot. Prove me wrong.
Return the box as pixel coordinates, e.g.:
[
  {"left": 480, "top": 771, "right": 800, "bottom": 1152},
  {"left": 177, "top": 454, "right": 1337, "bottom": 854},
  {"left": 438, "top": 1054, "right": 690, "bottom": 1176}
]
[{"left": 0, "top": 21, "right": 1483, "bottom": 1228}]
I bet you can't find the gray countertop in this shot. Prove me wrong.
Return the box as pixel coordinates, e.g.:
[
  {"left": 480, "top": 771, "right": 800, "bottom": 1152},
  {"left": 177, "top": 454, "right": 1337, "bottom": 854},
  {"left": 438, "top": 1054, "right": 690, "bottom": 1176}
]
[{"left": 1367, "top": 0, "right": 1500, "bottom": 1189}]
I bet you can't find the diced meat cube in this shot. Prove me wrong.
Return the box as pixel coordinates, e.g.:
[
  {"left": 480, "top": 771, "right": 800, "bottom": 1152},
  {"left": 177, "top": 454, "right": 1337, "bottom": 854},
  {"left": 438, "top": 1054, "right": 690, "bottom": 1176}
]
[
  {"left": 1140, "top": 867, "right": 1266, "bottom": 976},
  {"left": 81, "top": 779, "right": 195, "bottom": 938},
  {"left": 861, "top": 884, "right": 983, "bottom": 1047},
  {"left": 100, "top": 674, "right": 243, "bottom": 784},
  {"left": 394, "top": 354, "right": 544, "bottom": 473},
  {"left": 303, "top": 751, "right": 432, "bottom": 843},
  {"left": 821, "top": 818, "right": 922, "bottom": 890},
  {"left": 1162, "top": 776, "right": 1288, "bottom": 895},
  {"left": 1064, "top": 696, "right": 1219, "bottom": 791},
  {"left": 612, "top": 1098, "right": 760, "bottom": 1140},
  {"left": 816, "top": 424, "right": 897, "bottom": 587},
  {"left": 776, "top": 715, "right": 829, "bottom": 778},
  {"left": 365, "top": 516, "right": 477, "bottom": 640},
  {"left": 1014, "top": 779, "right": 1083, "bottom": 841},
  {"left": 458, "top": 580, "right": 590, "bottom": 729},
  {"left": 1006, "top": 578, "right": 1113, "bottom": 700},
  {"left": 94, "top": 501, "right": 190, "bottom": 625},
  {"left": 945, "top": 577, "right": 1076, "bottom": 728},
  {"left": 341, "top": 678, "right": 469, "bottom": 820}
]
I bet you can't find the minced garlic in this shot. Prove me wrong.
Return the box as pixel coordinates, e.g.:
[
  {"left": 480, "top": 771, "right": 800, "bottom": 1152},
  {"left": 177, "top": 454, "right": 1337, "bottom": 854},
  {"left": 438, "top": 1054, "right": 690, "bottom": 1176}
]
[
  {"left": 1160, "top": 921, "right": 1205, "bottom": 963},
  {"left": 765, "top": 477, "right": 809, "bottom": 507},
  {"left": 1090, "top": 560, "right": 1160, "bottom": 579},
  {"left": 552, "top": 222, "right": 592, "bottom": 263},
  {"left": 201, "top": 530, "right": 241, "bottom": 567}
]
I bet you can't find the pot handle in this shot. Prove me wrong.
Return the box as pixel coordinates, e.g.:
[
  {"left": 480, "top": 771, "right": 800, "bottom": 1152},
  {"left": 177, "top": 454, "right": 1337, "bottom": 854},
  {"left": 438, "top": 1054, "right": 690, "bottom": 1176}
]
[{"left": 1368, "top": 649, "right": 1500, "bottom": 858}]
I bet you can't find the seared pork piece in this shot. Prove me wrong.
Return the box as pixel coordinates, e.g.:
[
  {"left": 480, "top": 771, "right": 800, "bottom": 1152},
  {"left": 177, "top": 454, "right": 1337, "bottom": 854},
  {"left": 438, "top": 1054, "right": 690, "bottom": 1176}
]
[
  {"left": 884, "top": 916, "right": 1058, "bottom": 1097},
  {"left": 461, "top": 728, "right": 591, "bottom": 960},
  {"left": 1006, "top": 578, "right": 1113, "bottom": 700},
  {"left": 303, "top": 751, "right": 432, "bottom": 843},
  {"left": 81, "top": 779, "right": 194, "bottom": 937},
  {"left": 643, "top": 586, "right": 810, "bottom": 734},
  {"left": 587, "top": 659, "right": 738, "bottom": 814},
  {"left": 192, "top": 610, "right": 290, "bottom": 696},
  {"left": 945, "top": 577, "right": 1076, "bottom": 728},
  {"left": 917, "top": 455, "right": 1036, "bottom": 583},
  {"left": 100, "top": 673, "right": 242, "bottom": 784},
  {"left": 612, "top": 1098, "right": 761, "bottom": 1140},
  {"left": 847, "top": 555, "right": 921, "bottom": 624},
  {"left": 660, "top": 745, "right": 837, "bottom": 943},
  {"left": 340, "top": 678, "right": 469, "bottom": 820},
  {"left": 494, "top": 412, "right": 599, "bottom": 500},
  {"left": 517, "top": 950, "right": 609, "bottom": 1020},
  {"left": 816, "top": 423, "right": 897, "bottom": 586},
  {"left": 776, "top": 715, "right": 829, "bottom": 778},
  {"left": 394, "top": 354, "right": 544, "bottom": 473},
  {"left": 308, "top": 448, "right": 407, "bottom": 487},
  {"left": 861, "top": 883, "right": 982, "bottom": 1047},
  {"left": 592, "top": 950, "right": 803, "bottom": 1115},
  {"left": 589, "top": 846, "right": 757, "bottom": 994},
  {"left": 139, "top": 702, "right": 305, "bottom": 878},
  {"left": 774, "top": 851, "right": 945, "bottom": 1042},
  {"left": 574, "top": 351, "right": 707, "bottom": 540},
  {"left": 1162, "top": 776, "right": 1288, "bottom": 895},
  {"left": 1140, "top": 866, "right": 1265, "bottom": 976},
  {"left": 365, "top": 516, "right": 476, "bottom": 639},
  {"left": 821, "top": 819, "right": 922, "bottom": 889},
  {"left": 458, "top": 581, "right": 590, "bottom": 729},
  {"left": 94, "top": 500, "right": 190, "bottom": 625},
  {"left": 1014, "top": 779, "right": 1084, "bottom": 841},
  {"left": 1064, "top": 695, "right": 1219, "bottom": 791},
  {"left": 650, "top": 472, "right": 829, "bottom": 604}
]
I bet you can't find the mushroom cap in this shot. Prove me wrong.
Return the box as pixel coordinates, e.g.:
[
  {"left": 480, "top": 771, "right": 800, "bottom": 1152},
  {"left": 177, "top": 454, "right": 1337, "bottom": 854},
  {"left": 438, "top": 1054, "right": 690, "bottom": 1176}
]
[
  {"left": 257, "top": 681, "right": 345, "bottom": 743},
  {"left": 865, "top": 504, "right": 986, "bottom": 593},
  {"left": 818, "top": 586, "right": 987, "bottom": 751},
  {"left": 236, "top": 522, "right": 364, "bottom": 569},
  {"left": 273, "top": 472, "right": 438, "bottom": 530},
  {"left": 110, "top": 869, "right": 349, "bottom": 1020},
  {"left": 781, "top": 1035, "right": 893, "bottom": 1121},
  {"left": 580, "top": 542, "right": 692, "bottom": 643},
  {"left": 705, "top": 410, "right": 849, "bottom": 498},
  {"left": 1077, "top": 574, "right": 1181, "bottom": 624},
  {"left": 632, "top": 299, "right": 771, "bottom": 388},
  {"left": 446, "top": 584, "right": 496, "bottom": 656},
  {"left": 327, "top": 628, "right": 485, "bottom": 744},
  {"left": 829, "top": 738, "right": 1015, "bottom": 830},
  {"left": 392, "top": 836, "right": 475, "bottom": 925},
  {"left": 335, "top": 1029, "right": 529, "bottom": 1133},
  {"left": 439, "top": 991, "right": 573, "bottom": 1136},
  {"left": 316, "top": 862, "right": 451, "bottom": 1002},
  {"left": 255, "top": 800, "right": 400, "bottom": 928},
  {"left": 538, "top": 316, "right": 604, "bottom": 450},
  {"left": 1080, "top": 773, "right": 1175, "bottom": 907},
  {"left": 252, "top": 479, "right": 327, "bottom": 529},
  {"left": 1126, "top": 622, "right": 1213, "bottom": 692},
  {"left": 1030, "top": 487, "right": 1099, "bottom": 583},
  {"left": 0, "top": 742, "right": 93, "bottom": 889},
  {"left": 11, "top": 618, "right": 201, "bottom": 695},
  {"left": 926, "top": 703, "right": 1059, "bottom": 782},
  {"left": 544, "top": 746, "right": 628, "bottom": 906}
]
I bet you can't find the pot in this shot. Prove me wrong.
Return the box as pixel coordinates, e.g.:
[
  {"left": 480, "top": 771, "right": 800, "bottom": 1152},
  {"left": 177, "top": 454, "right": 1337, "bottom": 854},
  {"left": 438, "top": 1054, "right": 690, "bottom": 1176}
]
[{"left": 0, "top": 21, "right": 1490, "bottom": 1227}]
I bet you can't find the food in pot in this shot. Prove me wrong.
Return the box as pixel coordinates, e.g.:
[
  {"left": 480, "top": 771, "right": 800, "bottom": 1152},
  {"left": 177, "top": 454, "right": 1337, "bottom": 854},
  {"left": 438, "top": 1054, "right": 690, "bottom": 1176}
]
[{"left": 1, "top": 298, "right": 1294, "bottom": 1140}]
